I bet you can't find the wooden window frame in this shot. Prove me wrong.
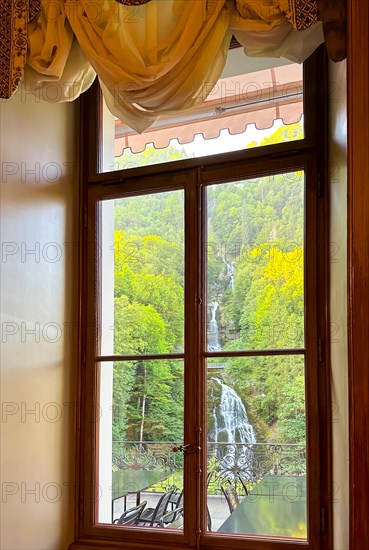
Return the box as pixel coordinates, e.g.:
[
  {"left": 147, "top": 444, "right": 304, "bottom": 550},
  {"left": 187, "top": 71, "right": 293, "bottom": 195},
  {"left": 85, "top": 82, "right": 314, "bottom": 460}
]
[
  {"left": 348, "top": 1, "right": 369, "bottom": 546},
  {"left": 69, "top": 46, "right": 331, "bottom": 550}
]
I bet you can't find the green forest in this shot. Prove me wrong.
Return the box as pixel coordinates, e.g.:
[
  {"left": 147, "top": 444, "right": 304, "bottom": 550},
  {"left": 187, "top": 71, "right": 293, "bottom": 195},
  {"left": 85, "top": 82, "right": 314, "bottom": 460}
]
[{"left": 112, "top": 124, "right": 306, "bottom": 446}]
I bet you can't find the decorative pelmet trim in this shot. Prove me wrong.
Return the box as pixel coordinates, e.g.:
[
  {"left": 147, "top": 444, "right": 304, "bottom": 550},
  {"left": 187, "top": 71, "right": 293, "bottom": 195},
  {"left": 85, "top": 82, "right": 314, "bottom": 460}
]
[
  {"left": 114, "top": 0, "right": 152, "bottom": 5},
  {"left": 0, "top": 0, "right": 40, "bottom": 99},
  {"left": 294, "top": 0, "right": 318, "bottom": 30},
  {"left": 280, "top": 0, "right": 318, "bottom": 31},
  {"left": 30, "top": 0, "right": 40, "bottom": 21}
]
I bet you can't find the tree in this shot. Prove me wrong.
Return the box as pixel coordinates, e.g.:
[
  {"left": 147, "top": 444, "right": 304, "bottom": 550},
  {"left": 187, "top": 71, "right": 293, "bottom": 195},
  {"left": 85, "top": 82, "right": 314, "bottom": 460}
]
[{"left": 112, "top": 184, "right": 186, "bottom": 443}]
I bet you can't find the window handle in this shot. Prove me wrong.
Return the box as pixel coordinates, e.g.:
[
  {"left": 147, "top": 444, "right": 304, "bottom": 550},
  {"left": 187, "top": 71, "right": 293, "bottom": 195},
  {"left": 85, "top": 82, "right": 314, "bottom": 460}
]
[{"left": 172, "top": 444, "right": 200, "bottom": 455}]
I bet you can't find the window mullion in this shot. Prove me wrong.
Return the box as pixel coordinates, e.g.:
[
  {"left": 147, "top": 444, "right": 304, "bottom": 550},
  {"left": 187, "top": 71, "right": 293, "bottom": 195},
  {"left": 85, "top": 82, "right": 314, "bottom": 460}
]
[{"left": 183, "top": 171, "right": 203, "bottom": 547}]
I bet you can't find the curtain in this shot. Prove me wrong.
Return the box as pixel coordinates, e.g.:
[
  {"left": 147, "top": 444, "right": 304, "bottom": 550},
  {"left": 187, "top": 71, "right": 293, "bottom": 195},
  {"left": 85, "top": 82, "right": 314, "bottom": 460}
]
[{"left": 1, "top": 0, "right": 346, "bottom": 132}]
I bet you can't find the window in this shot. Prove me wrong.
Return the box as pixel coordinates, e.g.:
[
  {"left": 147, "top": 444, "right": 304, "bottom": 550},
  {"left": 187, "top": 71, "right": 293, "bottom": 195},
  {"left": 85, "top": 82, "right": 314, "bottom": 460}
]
[{"left": 72, "top": 47, "right": 330, "bottom": 550}]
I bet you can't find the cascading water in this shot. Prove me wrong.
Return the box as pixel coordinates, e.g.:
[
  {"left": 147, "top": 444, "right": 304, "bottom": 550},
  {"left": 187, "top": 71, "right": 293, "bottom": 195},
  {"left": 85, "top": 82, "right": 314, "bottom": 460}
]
[
  {"left": 209, "top": 377, "right": 256, "bottom": 445},
  {"left": 208, "top": 301, "right": 221, "bottom": 352},
  {"left": 207, "top": 256, "right": 235, "bottom": 351},
  {"left": 225, "top": 261, "right": 235, "bottom": 291}
]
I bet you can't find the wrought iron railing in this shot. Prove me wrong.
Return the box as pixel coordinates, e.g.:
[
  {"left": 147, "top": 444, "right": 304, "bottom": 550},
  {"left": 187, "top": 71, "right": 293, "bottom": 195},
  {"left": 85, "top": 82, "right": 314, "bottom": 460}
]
[
  {"left": 112, "top": 441, "right": 306, "bottom": 488},
  {"left": 208, "top": 442, "right": 306, "bottom": 477},
  {"left": 206, "top": 442, "right": 306, "bottom": 494},
  {"left": 112, "top": 441, "right": 180, "bottom": 472}
]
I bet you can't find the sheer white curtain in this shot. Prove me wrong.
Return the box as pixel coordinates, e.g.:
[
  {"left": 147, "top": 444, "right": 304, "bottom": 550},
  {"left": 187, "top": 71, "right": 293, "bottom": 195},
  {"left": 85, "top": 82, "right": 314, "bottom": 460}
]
[{"left": 24, "top": 0, "right": 324, "bottom": 132}]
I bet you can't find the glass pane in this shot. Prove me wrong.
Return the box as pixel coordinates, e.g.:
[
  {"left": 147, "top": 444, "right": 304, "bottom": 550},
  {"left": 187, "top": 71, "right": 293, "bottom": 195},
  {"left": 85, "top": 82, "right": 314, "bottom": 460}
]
[
  {"left": 206, "top": 172, "right": 305, "bottom": 352},
  {"left": 101, "top": 59, "right": 303, "bottom": 173},
  {"left": 98, "top": 360, "right": 184, "bottom": 528},
  {"left": 206, "top": 355, "right": 306, "bottom": 537},
  {"left": 101, "top": 190, "right": 185, "bottom": 356}
]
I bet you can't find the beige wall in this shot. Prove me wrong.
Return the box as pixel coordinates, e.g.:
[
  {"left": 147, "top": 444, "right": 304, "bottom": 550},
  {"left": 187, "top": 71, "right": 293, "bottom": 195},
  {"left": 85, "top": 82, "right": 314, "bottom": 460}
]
[
  {"left": 328, "top": 59, "right": 349, "bottom": 549},
  {"left": 0, "top": 87, "right": 78, "bottom": 549}
]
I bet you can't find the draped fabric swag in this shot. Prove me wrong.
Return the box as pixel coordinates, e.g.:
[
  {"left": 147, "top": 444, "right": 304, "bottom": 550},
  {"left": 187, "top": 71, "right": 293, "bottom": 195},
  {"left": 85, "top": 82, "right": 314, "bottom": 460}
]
[{"left": 1, "top": 0, "right": 346, "bottom": 132}]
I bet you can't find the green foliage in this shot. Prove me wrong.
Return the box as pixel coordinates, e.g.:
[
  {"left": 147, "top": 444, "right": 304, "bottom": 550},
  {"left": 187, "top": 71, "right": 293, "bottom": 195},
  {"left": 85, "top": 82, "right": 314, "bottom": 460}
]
[
  {"left": 114, "top": 191, "right": 184, "bottom": 244},
  {"left": 259, "top": 124, "right": 303, "bottom": 146},
  {"left": 114, "top": 296, "right": 168, "bottom": 355},
  {"left": 114, "top": 231, "right": 184, "bottom": 351}
]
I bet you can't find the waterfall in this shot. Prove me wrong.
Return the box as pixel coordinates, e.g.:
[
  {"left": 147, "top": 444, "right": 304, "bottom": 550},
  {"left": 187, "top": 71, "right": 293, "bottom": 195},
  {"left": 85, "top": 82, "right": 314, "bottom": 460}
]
[
  {"left": 209, "top": 377, "right": 256, "bottom": 445},
  {"left": 207, "top": 258, "right": 235, "bottom": 351},
  {"left": 225, "top": 261, "right": 235, "bottom": 291},
  {"left": 208, "top": 301, "right": 221, "bottom": 352}
]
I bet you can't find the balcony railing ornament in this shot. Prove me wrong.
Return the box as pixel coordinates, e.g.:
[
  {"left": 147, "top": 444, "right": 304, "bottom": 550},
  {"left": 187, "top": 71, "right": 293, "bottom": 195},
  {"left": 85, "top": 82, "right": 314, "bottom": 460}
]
[{"left": 112, "top": 441, "right": 177, "bottom": 472}]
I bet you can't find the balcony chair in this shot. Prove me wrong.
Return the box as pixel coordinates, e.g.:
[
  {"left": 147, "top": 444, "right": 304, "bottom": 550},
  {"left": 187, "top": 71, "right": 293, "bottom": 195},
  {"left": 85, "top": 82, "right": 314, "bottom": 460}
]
[
  {"left": 236, "top": 472, "right": 249, "bottom": 496},
  {"left": 168, "top": 488, "right": 183, "bottom": 511},
  {"left": 138, "top": 490, "right": 174, "bottom": 527},
  {"left": 113, "top": 500, "right": 147, "bottom": 525},
  {"left": 160, "top": 506, "right": 184, "bottom": 528},
  {"left": 221, "top": 480, "right": 239, "bottom": 514}
]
